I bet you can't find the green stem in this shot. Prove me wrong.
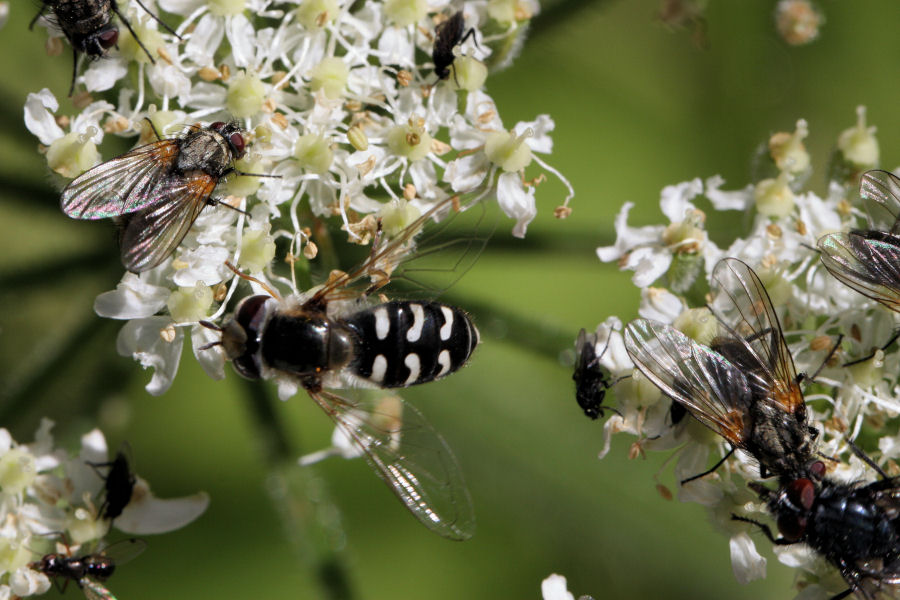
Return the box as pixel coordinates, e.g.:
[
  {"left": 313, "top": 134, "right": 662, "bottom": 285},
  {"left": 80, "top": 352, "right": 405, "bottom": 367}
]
[{"left": 238, "top": 379, "right": 357, "bottom": 600}]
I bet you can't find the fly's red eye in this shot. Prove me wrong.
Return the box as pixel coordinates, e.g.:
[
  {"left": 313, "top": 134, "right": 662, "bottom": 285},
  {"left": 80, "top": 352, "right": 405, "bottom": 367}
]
[
  {"left": 230, "top": 132, "right": 246, "bottom": 157},
  {"left": 99, "top": 29, "right": 119, "bottom": 49},
  {"left": 787, "top": 478, "right": 815, "bottom": 511},
  {"left": 809, "top": 460, "right": 826, "bottom": 480},
  {"left": 211, "top": 121, "right": 225, "bottom": 130}
]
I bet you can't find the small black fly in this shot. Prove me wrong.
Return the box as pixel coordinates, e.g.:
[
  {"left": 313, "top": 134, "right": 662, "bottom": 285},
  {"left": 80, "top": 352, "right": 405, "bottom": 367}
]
[
  {"left": 573, "top": 328, "right": 623, "bottom": 420},
  {"left": 432, "top": 11, "right": 477, "bottom": 82},
  {"left": 87, "top": 446, "right": 136, "bottom": 521},
  {"left": 31, "top": 0, "right": 179, "bottom": 95}
]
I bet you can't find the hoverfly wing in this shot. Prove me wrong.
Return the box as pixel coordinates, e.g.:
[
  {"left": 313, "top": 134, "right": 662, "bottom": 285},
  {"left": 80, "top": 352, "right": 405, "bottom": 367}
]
[
  {"left": 709, "top": 258, "right": 803, "bottom": 413},
  {"left": 60, "top": 140, "right": 180, "bottom": 219},
  {"left": 624, "top": 318, "right": 752, "bottom": 448},
  {"left": 859, "top": 170, "right": 900, "bottom": 234},
  {"left": 818, "top": 231, "right": 900, "bottom": 312},
  {"left": 308, "top": 196, "right": 489, "bottom": 306},
  {"left": 118, "top": 174, "right": 215, "bottom": 272},
  {"left": 310, "top": 389, "right": 475, "bottom": 540},
  {"left": 81, "top": 578, "right": 117, "bottom": 600}
]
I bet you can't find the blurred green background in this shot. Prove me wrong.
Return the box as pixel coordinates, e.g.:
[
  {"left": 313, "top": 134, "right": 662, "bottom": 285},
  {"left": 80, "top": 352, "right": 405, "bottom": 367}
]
[{"left": 3, "top": 1, "right": 900, "bottom": 599}]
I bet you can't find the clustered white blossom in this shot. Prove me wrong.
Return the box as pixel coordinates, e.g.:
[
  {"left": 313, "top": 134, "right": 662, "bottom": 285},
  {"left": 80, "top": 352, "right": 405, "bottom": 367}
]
[
  {"left": 0, "top": 420, "right": 208, "bottom": 597},
  {"left": 25, "top": 0, "right": 571, "bottom": 396},
  {"left": 585, "top": 106, "right": 897, "bottom": 598}
]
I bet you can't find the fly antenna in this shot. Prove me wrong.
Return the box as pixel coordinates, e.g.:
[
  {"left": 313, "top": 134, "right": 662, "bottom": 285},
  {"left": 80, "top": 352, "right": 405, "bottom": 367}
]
[{"left": 224, "top": 261, "right": 282, "bottom": 300}]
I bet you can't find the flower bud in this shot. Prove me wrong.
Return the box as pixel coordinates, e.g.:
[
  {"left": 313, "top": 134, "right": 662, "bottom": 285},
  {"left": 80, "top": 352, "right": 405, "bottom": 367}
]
[
  {"left": 387, "top": 119, "right": 432, "bottom": 161},
  {"left": 384, "top": 0, "right": 427, "bottom": 26},
  {"left": 449, "top": 56, "right": 487, "bottom": 91},
  {"left": 379, "top": 200, "right": 421, "bottom": 237},
  {"left": 484, "top": 128, "right": 532, "bottom": 172},
  {"left": 769, "top": 119, "right": 810, "bottom": 175},
  {"left": 225, "top": 156, "right": 264, "bottom": 197},
  {"left": 227, "top": 72, "right": 266, "bottom": 119},
  {"left": 294, "top": 133, "right": 333, "bottom": 173},
  {"left": 347, "top": 125, "right": 368, "bottom": 151},
  {"left": 755, "top": 171, "right": 795, "bottom": 218},
  {"left": 296, "top": 0, "right": 339, "bottom": 28},
  {"left": 309, "top": 57, "right": 349, "bottom": 100},
  {"left": 837, "top": 105, "right": 879, "bottom": 169},
  {"left": 0, "top": 448, "right": 36, "bottom": 494},
  {"left": 673, "top": 308, "right": 717, "bottom": 346},
  {"left": 240, "top": 226, "right": 277, "bottom": 273},
  {"left": 167, "top": 283, "right": 213, "bottom": 323},
  {"left": 46, "top": 129, "right": 100, "bottom": 178}
]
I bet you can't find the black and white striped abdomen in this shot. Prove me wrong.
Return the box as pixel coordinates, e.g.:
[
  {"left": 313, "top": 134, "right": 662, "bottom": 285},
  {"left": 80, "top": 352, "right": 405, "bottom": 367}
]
[{"left": 344, "top": 301, "right": 479, "bottom": 388}]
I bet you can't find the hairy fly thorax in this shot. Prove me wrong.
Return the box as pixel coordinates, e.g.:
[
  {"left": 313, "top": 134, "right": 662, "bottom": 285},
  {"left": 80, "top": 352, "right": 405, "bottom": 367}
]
[
  {"left": 50, "top": 0, "right": 116, "bottom": 53},
  {"left": 174, "top": 122, "right": 246, "bottom": 178}
]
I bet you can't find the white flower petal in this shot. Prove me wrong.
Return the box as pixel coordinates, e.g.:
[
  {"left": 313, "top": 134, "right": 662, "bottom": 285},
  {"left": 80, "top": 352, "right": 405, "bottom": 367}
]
[
  {"left": 519, "top": 114, "right": 554, "bottom": 154},
  {"left": 23, "top": 89, "right": 63, "bottom": 145},
  {"left": 626, "top": 246, "right": 672, "bottom": 288},
  {"left": 541, "top": 574, "right": 575, "bottom": 600},
  {"left": 185, "top": 14, "right": 225, "bottom": 65},
  {"left": 277, "top": 378, "right": 299, "bottom": 401},
  {"left": 115, "top": 478, "right": 210, "bottom": 534},
  {"left": 191, "top": 324, "right": 225, "bottom": 381},
  {"left": 638, "top": 287, "right": 683, "bottom": 322},
  {"left": 116, "top": 317, "right": 184, "bottom": 396},
  {"left": 705, "top": 175, "right": 752, "bottom": 211},
  {"left": 83, "top": 59, "right": 129, "bottom": 92},
  {"left": 729, "top": 532, "right": 767, "bottom": 584},
  {"left": 95, "top": 273, "right": 171, "bottom": 319},
  {"left": 659, "top": 178, "right": 703, "bottom": 222},
  {"left": 496, "top": 171, "right": 536, "bottom": 238}
]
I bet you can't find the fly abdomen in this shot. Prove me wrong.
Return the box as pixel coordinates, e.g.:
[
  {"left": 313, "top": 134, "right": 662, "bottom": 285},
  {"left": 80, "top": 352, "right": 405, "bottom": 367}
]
[{"left": 346, "top": 301, "right": 478, "bottom": 388}]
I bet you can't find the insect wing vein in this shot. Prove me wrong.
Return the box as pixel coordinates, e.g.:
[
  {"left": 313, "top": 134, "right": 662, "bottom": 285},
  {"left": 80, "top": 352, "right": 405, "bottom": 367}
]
[
  {"left": 624, "top": 319, "right": 751, "bottom": 444},
  {"left": 709, "top": 258, "right": 801, "bottom": 410},
  {"left": 81, "top": 577, "right": 117, "bottom": 600},
  {"left": 119, "top": 175, "right": 214, "bottom": 272},
  {"left": 818, "top": 232, "right": 900, "bottom": 312},
  {"left": 98, "top": 538, "right": 147, "bottom": 566},
  {"left": 61, "top": 141, "right": 179, "bottom": 219},
  {"left": 860, "top": 170, "right": 900, "bottom": 234},
  {"left": 310, "top": 390, "right": 475, "bottom": 540}
]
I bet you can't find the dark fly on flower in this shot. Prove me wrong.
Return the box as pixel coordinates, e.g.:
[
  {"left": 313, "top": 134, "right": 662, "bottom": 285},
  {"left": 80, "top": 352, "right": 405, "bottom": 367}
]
[
  {"left": 432, "top": 10, "right": 477, "bottom": 81},
  {"left": 31, "top": 538, "right": 146, "bottom": 600},
  {"left": 819, "top": 170, "right": 900, "bottom": 314},
  {"left": 30, "top": 0, "right": 179, "bottom": 96},
  {"left": 573, "top": 328, "right": 623, "bottom": 420},
  {"left": 735, "top": 451, "right": 900, "bottom": 600},
  {"left": 624, "top": 258, "right": 822, "bottom": 483},
  {"left": 60, "top": 121, "right": 273, "bottom": 273},
  {"left": 200, "top": 195, "right": 489, "bottom": 540},
  {"left": 87, "top": 445, "right": 136, "bottom": 522}
]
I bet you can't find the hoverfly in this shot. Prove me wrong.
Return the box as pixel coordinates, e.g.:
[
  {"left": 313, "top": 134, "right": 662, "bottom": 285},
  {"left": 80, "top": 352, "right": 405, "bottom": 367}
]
[
  {"left": 31, "top": 538, "right": 146, "bottom": 600},
  {"left": 87, "top": 446, "right": 135, "bottom": 521},
  {"left": 819, "top": 170, "right": 900, "bottom": 314},
  {"left": 432, "top": 11, "right": 477, "bottom": 81},
  {"left": 30, "top": 0, "right": 178, "bottom": 96},
  {"left": 735, "top": 454, "right": 900, "bottom": 600},
  {"left": 624, "top": 257, "right": 820, "bottom": 483},
  {"left": 60, "top": 121, "right": 266, "bottom": 273},
  {"left": 573, "top": 328, "right": 622, "bottom": 420},
  {"left": 201, "top": 196, "right": 488, "bottom": 540}
]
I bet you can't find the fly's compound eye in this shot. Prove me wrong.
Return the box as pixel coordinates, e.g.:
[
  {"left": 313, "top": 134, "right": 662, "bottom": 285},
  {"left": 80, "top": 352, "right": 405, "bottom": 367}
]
[
  {"left": 211, "top": 121, "right": 226, "bottom": 131},
  {"left": 787, "top": 478, "right": 816, "bottom": 511},
  {"left": 99, "top": 28, "right": 119, "bottom": 49},
  {"left": 229, "top": 132, "right": 246, "bottom": 158}
]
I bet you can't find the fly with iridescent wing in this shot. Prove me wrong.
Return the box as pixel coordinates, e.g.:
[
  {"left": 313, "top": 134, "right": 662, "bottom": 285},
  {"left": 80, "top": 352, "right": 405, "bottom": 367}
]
[
  {"left": 31, "top": 538, "right": 146, "bottom": 600},
  {"left": 60, "top": 121, "right": 270, "bottom": 273},
  {"left": 624, "top": 257, "right": 823, "bottom": 483},
  {"left": 200, "top": 196, "right": 490, "bottom": 540}
]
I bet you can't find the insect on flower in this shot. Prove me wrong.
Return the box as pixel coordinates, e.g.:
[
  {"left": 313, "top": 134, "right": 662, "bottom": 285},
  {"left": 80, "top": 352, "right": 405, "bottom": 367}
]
[
  {"left": 31, "top": 538, "right": 146, "bottom": 600},
  {"left": 30, "top": 0, "right": 178, "bottom": 96},
  {"left": 573, "top": 328, "right": 622, "bottom": 420},
  {"left": 819, "top": 169, "right": 900, "bottom": 314},
  {"left": 60, "top": 121, "right": 271, "bottom": 273},
  {"left": 734, "top": 451, "right": 900, "bottom": 600},
  {"left": 432, "top": 10, "right": 477, "bottom": 82},
  {"left": 624, "top": 257, "right": 824, "bottom": 483},
  {"left": 200, "top": 196, "right": 489, "bottom": 540},
  {"left": 87, "top": 445, "right": 136, "bottom": 521}
]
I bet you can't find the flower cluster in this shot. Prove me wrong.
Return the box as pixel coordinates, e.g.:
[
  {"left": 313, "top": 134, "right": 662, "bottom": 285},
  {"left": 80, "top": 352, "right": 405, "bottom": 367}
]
[
  {"left": 585, "top": 106, "right": 896, "bottom": 597},
  {"left": 25, "top": 0, "right": 572, "bottom": 395},
  {"left": 0, "top": 420, "right": 208, "bottom": 598}
]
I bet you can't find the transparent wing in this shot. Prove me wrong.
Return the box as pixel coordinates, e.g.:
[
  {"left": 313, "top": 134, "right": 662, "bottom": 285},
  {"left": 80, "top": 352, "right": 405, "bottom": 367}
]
[
  {"left": 98, "top": 538, "right": 147, "bottom": 565},
  {"left": 859, "top": 170, "right": 900, "bottom": 234},
  {"left": 624, "top": 319, "right": 752, "bottom": 447},
  {"left": 309, "top": 390, "right": 475, "bottom": 540},
  {"left": 118, "top": 172, "right": 215, "bottom": 272},
  {"left": 60, "top": 140, "right": 181, "bottom": 219},
  {"left": 81, "top": 578, "right": 117, "bottom": 600},
  {"left": 818, "top": 231, "right": 900, "bottom": 312},
  {"left": 308, "top": 196, "right": 491, "bottom": 306},
  {"left": 709, "top": 257, "right": 803, "bottom": 413}
]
